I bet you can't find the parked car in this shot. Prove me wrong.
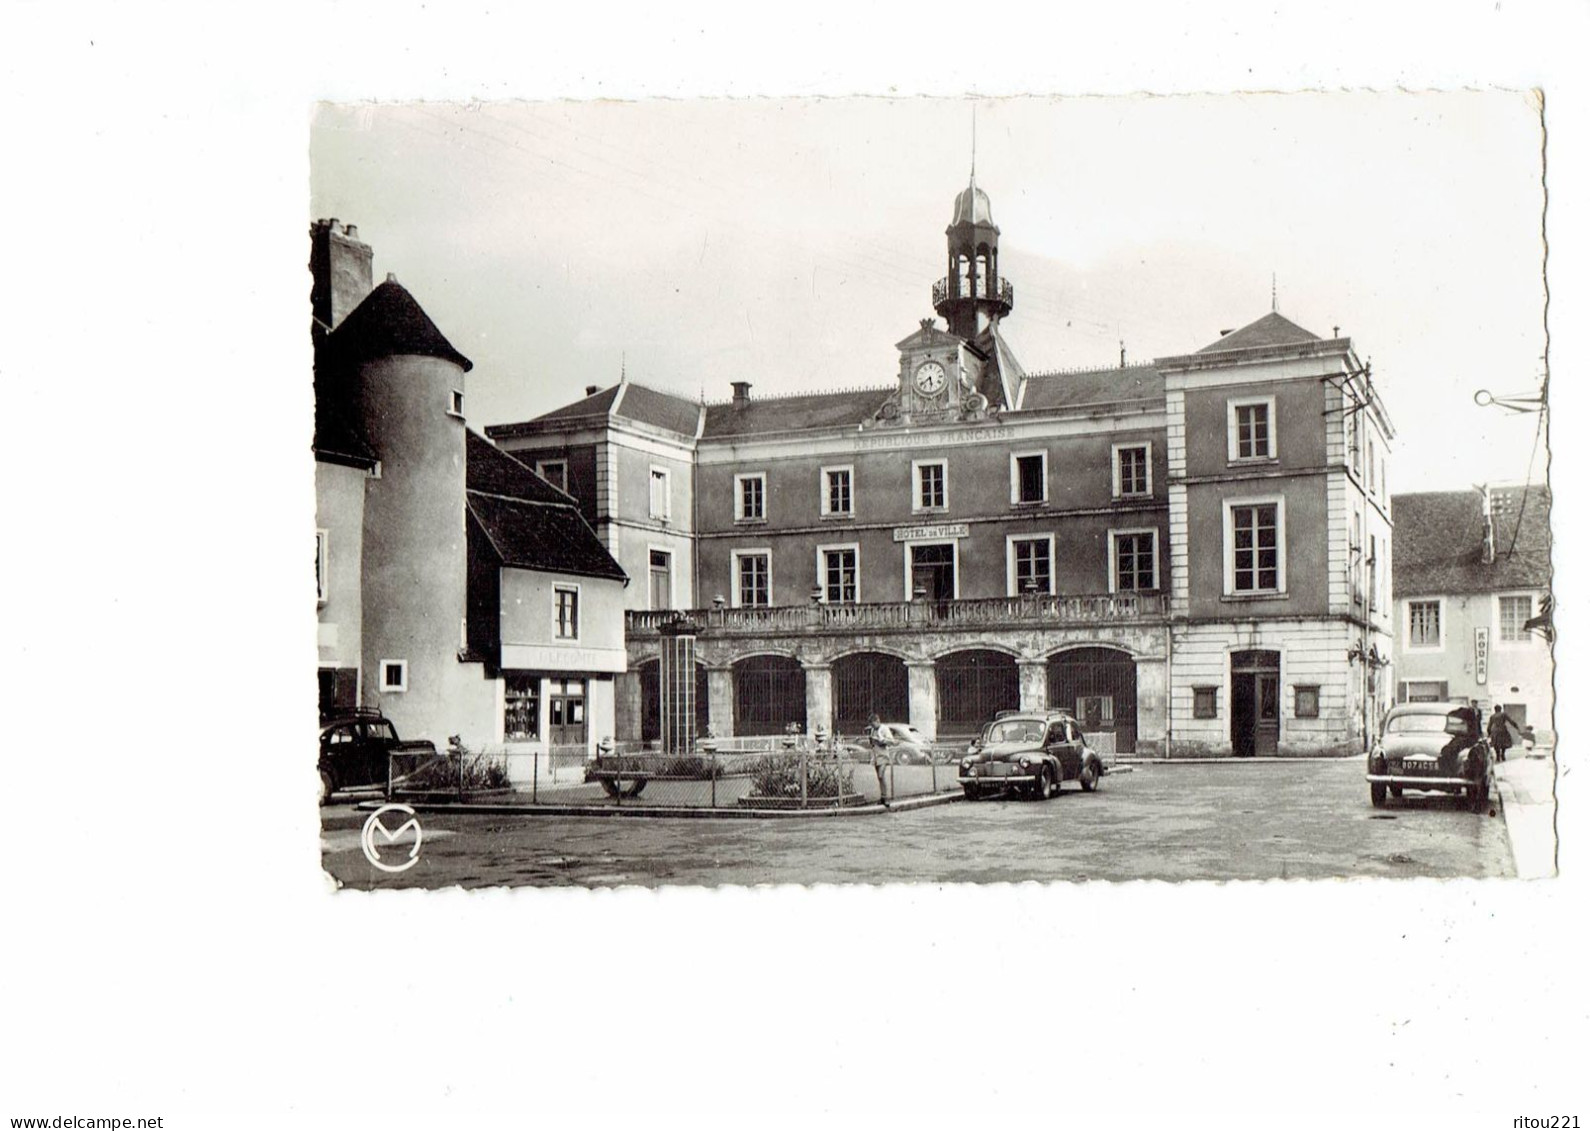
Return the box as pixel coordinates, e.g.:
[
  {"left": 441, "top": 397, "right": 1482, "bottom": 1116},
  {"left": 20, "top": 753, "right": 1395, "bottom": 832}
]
[
  {"left": 868, "top": 722, "right": 936, "bottom": 764},
  {"left": 318, "top": 709, "right": 438, "bottom": 803},
  {"left": 1366, "top": 702, "right": 1492, "bottom": 813},
  {"left": 958, "top": 710, "right": 1105, "bottom": 800}
]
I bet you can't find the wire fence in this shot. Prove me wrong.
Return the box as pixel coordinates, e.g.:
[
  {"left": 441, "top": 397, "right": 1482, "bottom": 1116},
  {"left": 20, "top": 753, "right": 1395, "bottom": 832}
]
[{"left": 383, "top": 736, "right": 966, "bottom": 809}]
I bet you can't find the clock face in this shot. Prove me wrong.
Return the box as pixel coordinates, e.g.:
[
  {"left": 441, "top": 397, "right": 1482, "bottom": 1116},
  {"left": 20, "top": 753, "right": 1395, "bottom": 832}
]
[{"left": 914, "top": 360, "right": 947, "bottom": 396}]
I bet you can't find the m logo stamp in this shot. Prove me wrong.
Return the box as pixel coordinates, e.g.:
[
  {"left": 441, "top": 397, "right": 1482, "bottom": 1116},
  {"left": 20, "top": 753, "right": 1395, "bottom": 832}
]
[{"left": 360, "top": 803, "right": 423, "bottom": 873}]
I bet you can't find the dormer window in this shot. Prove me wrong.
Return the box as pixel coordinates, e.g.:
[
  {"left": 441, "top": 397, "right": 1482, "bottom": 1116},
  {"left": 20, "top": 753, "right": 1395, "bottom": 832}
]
[{"left": 448, "top": 389, "right": 465, "bottom": 418}]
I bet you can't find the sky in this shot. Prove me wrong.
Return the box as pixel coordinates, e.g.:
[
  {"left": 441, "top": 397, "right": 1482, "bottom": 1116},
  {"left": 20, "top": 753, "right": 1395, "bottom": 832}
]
[{"left": 312, "top": 92, "right": 1549, "bottom": 493}]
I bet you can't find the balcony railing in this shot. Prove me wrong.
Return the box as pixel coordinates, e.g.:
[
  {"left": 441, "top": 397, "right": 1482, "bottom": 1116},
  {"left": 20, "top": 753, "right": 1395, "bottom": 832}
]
[
  {"left": 931, "top": 276, "right": 1014, "bottom": 312},
  {"left": 627, "top": 592, "right": 1166, "bottom": 636}
]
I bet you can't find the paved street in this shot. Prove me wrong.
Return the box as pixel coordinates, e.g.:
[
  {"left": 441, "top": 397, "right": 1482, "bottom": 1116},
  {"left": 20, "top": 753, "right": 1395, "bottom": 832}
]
[{"left": 321, "top": 756, "right": 1515, "bottom": 889}]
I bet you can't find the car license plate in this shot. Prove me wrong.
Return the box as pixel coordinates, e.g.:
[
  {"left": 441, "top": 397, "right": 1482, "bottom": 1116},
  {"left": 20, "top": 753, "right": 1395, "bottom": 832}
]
[{"left": 1401, "top": 761, "right": 1439, "bottom": 775}]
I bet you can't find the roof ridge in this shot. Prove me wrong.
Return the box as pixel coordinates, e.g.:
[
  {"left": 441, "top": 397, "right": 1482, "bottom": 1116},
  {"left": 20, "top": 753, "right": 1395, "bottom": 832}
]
[
  {"left": 704, "top": 383, "right": 896, "bottom": 407},
  {"left": 1027, "top": 361, "right": 1158, "bottom": 378},
  {"left": 465, "top": 485, "right": 578, "bottom": 511}
]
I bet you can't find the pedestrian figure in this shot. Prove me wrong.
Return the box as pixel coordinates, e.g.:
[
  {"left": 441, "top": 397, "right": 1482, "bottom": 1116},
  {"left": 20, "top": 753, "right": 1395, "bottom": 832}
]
[
  {"left": 1521, "top": 724, "right": 1538, "bottom": 756},
  {"left": 1486, "top": 705, "right": 1515, "bottom": 763},
  {"left": 867, "top": 712, "right": 889, "bottom": 805}
]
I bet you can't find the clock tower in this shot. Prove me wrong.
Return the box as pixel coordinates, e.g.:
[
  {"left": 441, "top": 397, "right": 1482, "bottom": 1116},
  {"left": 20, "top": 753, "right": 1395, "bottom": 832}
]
[{"left": 932, "top": 169, "right": 1014, "bottom": 341}]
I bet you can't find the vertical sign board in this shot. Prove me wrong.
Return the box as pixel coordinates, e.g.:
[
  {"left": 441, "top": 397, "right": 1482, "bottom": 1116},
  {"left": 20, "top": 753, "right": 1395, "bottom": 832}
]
[
  {"left": 1474, "top": 627, "right": 1489, "bottom": 687},
  {"left": 658, "top": 617, "right": 698, "bottom": 756}
]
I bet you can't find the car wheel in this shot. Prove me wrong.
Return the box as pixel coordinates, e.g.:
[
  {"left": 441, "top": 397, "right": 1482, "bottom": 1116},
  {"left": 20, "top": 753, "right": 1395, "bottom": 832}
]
[
  {"left": 1079, "top": 761, "right": 1100, "bottom": 793},
  {"left": 1370, "top": 782, "right": 1387, "bottom": 808},
  {"left": 1033, "top": 764, "right": 1055, "bottom": 800},
  {"left": 961, "top": 784, "right": 979, "bottom": 801},
  {"left": 319, "top": 770, "right": 335, "bottom": 805}
]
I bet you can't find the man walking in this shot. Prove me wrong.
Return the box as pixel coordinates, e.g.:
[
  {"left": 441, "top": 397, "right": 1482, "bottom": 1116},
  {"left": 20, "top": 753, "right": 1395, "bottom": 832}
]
[{"left": 1487, "top": 705, "right": 1515, "bottom": 763}]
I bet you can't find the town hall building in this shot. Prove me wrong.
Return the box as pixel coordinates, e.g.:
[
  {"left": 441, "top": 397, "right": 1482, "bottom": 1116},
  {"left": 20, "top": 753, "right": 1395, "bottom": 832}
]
[{"left": 489, "top": 172, "right": 1396, "bottom": 756}]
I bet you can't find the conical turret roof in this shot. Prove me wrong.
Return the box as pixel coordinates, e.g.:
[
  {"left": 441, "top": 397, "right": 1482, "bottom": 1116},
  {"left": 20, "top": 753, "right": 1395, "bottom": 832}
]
[{"left": 330, "top": 278, "right": 474, "bottom": 371}]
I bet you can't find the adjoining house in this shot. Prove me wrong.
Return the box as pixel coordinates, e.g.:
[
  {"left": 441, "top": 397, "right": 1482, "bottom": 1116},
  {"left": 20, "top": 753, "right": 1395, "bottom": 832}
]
[
  {"left": 489, "top": 174, "right": 1395, "bottom": 756},
  {"left": 312, "top": 220, "right": 628, "bottom": 777},
  {"left": 1391, "top": 484, "right": 1553, "bottom": 742}
]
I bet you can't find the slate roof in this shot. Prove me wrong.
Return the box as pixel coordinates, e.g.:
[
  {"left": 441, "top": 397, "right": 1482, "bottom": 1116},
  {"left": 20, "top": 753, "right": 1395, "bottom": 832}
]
[
  {"left": 616, "top": 383, "right": 702, "bottom": 436},
  {"left": 312, "top": 357, "right": 378, "bottom": 468},
  {"left": 465, "top": 429, "right": 575, "bottom": 506},
  {"left": 1019, "top": 364, "right": 1165, "bottom": 411},
  {"left": 1196, "top": 311, "right": 1322, "bottom": 354},
  {"left": 527, "top": 384, "right": 621, "bottom": 424},
  {"left": 330, "top": 279, "right": 473, "bottom": 372},
  {"left": 1392, "top": 486, "right": 1551, "bottom": 598},
  {"left": 465, "top": 431, "right": 626, "bottom": 582},
  {"left": 701, "top": 387, "right": 897, "bottom": 438}
]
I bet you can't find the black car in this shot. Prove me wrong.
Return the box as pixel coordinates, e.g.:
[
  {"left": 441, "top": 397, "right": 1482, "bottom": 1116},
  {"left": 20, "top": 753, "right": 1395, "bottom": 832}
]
[
  {"left": 1366, "top": 701, "right": 1493, "bottom": 812},
  {"left": 958, "top": 710, "right": 1106, "bottom": 800},
  {"left": 318, "top": 709, "right": 437, "bottom": 803}
]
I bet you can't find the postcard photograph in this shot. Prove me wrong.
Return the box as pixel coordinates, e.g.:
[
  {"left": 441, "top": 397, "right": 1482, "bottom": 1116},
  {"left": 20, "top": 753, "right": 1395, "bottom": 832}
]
[{"left": 309, "top": 93, "right": 1554, "bottom": 889}]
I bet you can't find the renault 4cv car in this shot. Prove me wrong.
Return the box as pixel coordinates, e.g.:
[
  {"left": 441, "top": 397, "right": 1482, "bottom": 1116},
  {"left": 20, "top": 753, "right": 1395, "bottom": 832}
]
[
  {"left": 958, "top": 710, "right": 1105, "bottom": 801},
  {"left": 1366, "top": 701, "right": 1493, "bottom": 813}
]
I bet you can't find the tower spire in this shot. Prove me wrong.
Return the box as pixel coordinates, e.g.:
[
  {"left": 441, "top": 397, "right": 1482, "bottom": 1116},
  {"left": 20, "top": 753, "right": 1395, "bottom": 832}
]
[
  {"left": 1271, "top": 272, "right": 1278, "bottom": 313},
  {"left": 970, "top": 103, "right": 977, "bottom": 183}
]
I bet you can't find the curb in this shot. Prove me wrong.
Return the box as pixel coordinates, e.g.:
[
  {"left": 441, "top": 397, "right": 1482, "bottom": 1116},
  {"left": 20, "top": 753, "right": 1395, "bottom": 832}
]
[
  {"left": 1113, "top": 754, "right": 1366, "bottom": 765},
  {"left": 354, "top": 790, "right": 964, "bottom": 820}
]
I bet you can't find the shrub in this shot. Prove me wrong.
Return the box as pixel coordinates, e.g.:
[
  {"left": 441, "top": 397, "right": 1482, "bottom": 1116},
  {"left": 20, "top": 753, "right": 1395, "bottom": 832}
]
[
  {"left": 747, "top": 754, "right": 854, "bottom": 799},
  {"left": 404, "top": 746, "right": 509, "bottom": 792}
]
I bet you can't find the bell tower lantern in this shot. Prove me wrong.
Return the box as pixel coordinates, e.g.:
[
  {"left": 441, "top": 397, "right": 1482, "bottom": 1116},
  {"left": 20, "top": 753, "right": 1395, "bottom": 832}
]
[{"left": 932, "top": 170, "right": 1014, "bottom": 340}]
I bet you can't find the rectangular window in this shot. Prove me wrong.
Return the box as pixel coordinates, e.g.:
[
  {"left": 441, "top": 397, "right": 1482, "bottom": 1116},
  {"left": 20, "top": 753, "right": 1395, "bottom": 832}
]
[
  {"left": 1011, "top": 452, "right": 1048, "bottom": 505},
  {"left": 1113, "top": 443, "right": 1151, "bottom": 497},
  {"left": 914, "top": 460, "right": 947, "bottom": 511},
  {"left": 1498, "top": 594, "right": 1534, "bottom": 643},
  {"left": 555, "top": 586, "right": 580, "bottom": 640},
  {"left": 1367, "top": 437, "right": 1377, "bottom": 493},
  {"left": 379, "top": 660, "right": 407, "bottom": 693},
  {"left": 735, "top": 473, "right": 766, "bottom": 522},
  {"left": 1348, "top": 408, "right": 1361, "bottom": 475},
  {"left": 1228, "top": 396, "right": 1277, "bottom": 462},
  {"left": 1193, "top": 687, "right": 1218, "bottom": 719},
  {"left": 1008, "top": 535, "right": 1053, "bottom": 596},
  {"left": 1352, "top": 512, "right": 1364, "bottom": 606},
  {"left": 820, "top": 546, "right": 858, "bottom": 604},
  {"left": 1227, "top": 501, "right": 1282, "bottom": 594},
  {"left": 1112, "top": 529, "right": 1159, "bottom": 592},
  {"left": 1295, "top": 685, "right": 1320, "bottom": 718},
  {"left": 1407, "top": 600, "right": 1442, "bottom": 649},
  {"left": 821, "top": 466, "right": 854, "bottom": 517},
  {"left": 504, "top": 674, "right": 540, "bottom": 741},
  {"left": 1401, "top": 680, "right": 1449, "bottom": 703},
  {"left": 648, "top": 467, "right": 671, "bottom": 520},
  {"left": 648, "top": 549, "right": 672, "bottom": 611},
  {"left": 734, "top": 551, "right": 771, "bottom": 608},
  {"left": 1368, "top": 534, "right": 1379, "bottom": 612},
  {"left": 315, "top": 528, "right": 328, "bottom": 605},
  {"left": 535, "top": 460, "right": 568, "bottom": 493},
  {"left": 448, "top": 389, "right": 465, "bottom": 417}
]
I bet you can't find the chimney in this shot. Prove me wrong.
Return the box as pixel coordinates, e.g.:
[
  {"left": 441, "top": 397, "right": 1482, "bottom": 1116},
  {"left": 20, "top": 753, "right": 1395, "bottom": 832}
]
[
  {"left": 731, "top": 381, "right": 752, "bottom": 405},
  {"left": 310, "top": 218, "right": 374, "bottom": 332},
  {"left": 585, "top": 384, "right": 600, "bottom": 397}
]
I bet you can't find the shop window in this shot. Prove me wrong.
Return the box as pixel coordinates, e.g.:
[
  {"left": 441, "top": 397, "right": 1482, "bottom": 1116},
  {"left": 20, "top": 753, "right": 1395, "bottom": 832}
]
[
  {"left": 1295, "top": 685, "right": 1320, "bottom": 718},
  {"left": 1193, "top": 687, "right": 1218, "bottom": 719},
  {"left": 504, "top": 674, "right": 540, "bottom": 740}
]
